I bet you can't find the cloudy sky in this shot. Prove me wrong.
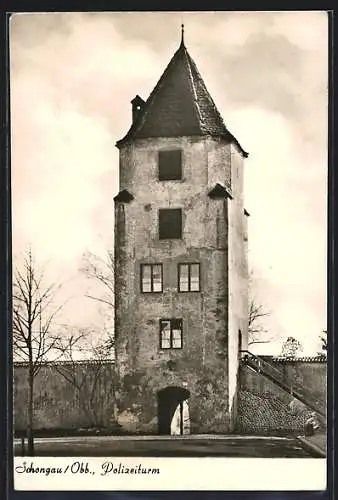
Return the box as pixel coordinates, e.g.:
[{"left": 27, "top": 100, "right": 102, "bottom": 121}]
[{"left": 10, "top": 11, "right": 328, "bottom": 355}]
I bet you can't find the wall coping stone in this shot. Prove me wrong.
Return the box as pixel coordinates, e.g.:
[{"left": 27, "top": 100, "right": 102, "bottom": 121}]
[
  {"left": 14, "top": 359, "right": 115, "bottom": 367},
  {"left": 262, "top": 356, "right": 327, "bottom": 364}
]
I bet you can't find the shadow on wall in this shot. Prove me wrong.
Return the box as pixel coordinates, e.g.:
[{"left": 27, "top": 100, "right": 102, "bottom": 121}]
[
  {"left": 236, "top": 389, "right": 314, "bottom": 435},
  {"left": 237, "top": 359, "right": 327, "bottom": 435},
  {"left": 158, "top": 386, "right": 190, "bottom": 435}
]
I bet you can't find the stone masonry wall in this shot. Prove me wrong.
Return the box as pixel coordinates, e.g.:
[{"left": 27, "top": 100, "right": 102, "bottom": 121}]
[
  {"left": 264, "top": 357, "right": 327, "bottom": 401},
  {"left": 14, "top": 362, "right": 116, "bottom": 431},
  {"left": 13, "top": 359, "right": 326, "bottom": 434},
  {"left": 238, "top": 361, "right": 326, "bottom": 434}
]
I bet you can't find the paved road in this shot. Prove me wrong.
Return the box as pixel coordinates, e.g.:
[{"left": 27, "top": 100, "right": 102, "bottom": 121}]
[{"left": 14, "top": 435, "right": 318, "bottom": 458}]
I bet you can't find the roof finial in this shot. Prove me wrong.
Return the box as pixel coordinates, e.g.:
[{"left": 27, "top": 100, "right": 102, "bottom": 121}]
[{"left": 180, "top": 23, "right": 185, "bottom": 47}]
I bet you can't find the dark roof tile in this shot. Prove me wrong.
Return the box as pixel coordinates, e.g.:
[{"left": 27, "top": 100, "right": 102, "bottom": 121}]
[{"left": 208, "top": 183, "right": 233, "bottom": 199}]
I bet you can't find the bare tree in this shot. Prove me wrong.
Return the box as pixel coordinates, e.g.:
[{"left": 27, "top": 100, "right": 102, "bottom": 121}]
[
  {"left": 81, "top": 249, "right": 114, "bottom": 309},
  {"left": 248, "top": 299, "right": 271, "bottom": 347},
  {"left": 80, "top": 249, "right": 115, "bottom": 353},
  {"left": 247, "top": 270, "right": 272, "bottom": 348},
  {"left": 53, "top": 329, "right": 117, "bottom": 430},
  {"left": 280, "top": 336, "right": 304, "bottom": 358},
  {"left": 12, "top": 249, "right": 63, "bottom": 455},
  {"left": 72, "top": 250, "right": 117, "bottom": 430},
  {"left": 318, "top": 329, "right": 327, "bottom": 356}
]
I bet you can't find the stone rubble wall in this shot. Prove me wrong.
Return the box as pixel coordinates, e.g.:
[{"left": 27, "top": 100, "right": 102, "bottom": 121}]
[{"left": 237, "top": 361, "right": 326, "bottom": 434}]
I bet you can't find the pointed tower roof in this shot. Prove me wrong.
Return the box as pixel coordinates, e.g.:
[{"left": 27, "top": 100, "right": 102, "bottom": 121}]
[{"left": 116, "top": 27, "right": 248, "bottom": 157}]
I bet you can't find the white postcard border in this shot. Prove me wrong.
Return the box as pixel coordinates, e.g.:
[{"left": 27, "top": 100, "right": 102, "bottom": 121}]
[{"left": 14, "top": 457, "right": 326, "bottom": 491}]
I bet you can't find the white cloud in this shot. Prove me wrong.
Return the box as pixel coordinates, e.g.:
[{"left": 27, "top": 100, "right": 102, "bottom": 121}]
[{"left": 269, "top": 11, "right": 328, "bottom": 52}]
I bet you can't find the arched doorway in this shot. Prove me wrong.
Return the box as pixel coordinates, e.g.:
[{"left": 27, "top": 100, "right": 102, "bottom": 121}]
[{"left": 157, "top": 386, "right": 190, "bottom": 435}]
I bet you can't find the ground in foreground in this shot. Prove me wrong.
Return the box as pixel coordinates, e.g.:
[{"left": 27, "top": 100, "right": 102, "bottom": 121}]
[{"left": 14, "top": 435, "right": 322, "bottom": 458}]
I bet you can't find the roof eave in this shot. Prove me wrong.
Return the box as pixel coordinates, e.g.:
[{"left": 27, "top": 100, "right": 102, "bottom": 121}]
[
  {"left": 226, "top": 132, "right": 248, "bottom": 158},
  {"left": 116, "top": 131, "right": 249, "bottom": 155},
  {"left": 116, "top": 131, "right": 212, "bottom": 148}
]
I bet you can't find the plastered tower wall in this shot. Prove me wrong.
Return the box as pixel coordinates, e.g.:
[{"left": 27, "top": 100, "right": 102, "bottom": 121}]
[
  {"left": 115, "top": 136, "right": 233, "bottom": 433},
  {"left": 227, "top": 144, "right": 249, "bottom": 427},
  {"left": 113, "top": 34, "right": 249, "bottom": 434}
]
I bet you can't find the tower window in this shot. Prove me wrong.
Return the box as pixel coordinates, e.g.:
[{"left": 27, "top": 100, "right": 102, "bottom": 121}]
[
  {"left": 141, "top": 264, "right": 163, "bottom": 293},
  {"left": 159, "top": 208, "right": 182, "bottom": 240},
  {"left": 160, "top": 319, "right": 183, "bottom": 349},
  {"left": 178, "top": 263, "right": 200, "bottom": 292},
  {"left": 158, "top": 150, "right": 182, "bottom": 181}
]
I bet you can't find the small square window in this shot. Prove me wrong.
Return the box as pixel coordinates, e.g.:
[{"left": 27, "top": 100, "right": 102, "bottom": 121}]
[
  {"left": 158, "top": 150, "right": 182, "bottom": 181},
  {"left": 159, "top": 209, "right": 182, "bottom": 240},
  {"left": 160, "top": 319, "right": 183, "bottom": 349},
  {"left": 141, "top": 264, "right": 163, "bottom": 293},
  {"left": 178, "top": 263, "right": 201, "bottom": 292}
]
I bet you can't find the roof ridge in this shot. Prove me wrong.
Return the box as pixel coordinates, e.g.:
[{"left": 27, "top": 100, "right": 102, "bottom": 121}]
[
  {"left": 186, "top": 52, "right": 228, "bottom": 133},
  {"left": 186, "top": 51, "right": 249, "bottom": 157},
  {"left": 184, "top": 47, "right": 206, "bottom": 133}
]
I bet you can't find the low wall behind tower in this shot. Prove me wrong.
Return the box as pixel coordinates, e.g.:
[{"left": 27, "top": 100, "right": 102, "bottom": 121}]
[
  {"left": 13, "top": 357, "right": 327, "bottom": 434},
  {"left": 14, "top": 361, "right": 116, "bottom": 432}
]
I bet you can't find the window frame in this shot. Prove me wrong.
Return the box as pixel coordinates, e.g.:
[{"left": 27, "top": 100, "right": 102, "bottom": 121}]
[
  {"left": 159, "top": 318, "right": 183, "bottom": 350},
  {"left": 158, "top": 149, "right": 183, "bottom": 181},
  {"left": 158, "top": 208, "right": 182, "bottom": 240},
  {"left": 140, "top": 263, "right": 163, "bottom": 293},
  {"left": 178, "top": 262, "right": 201, "bottom": 292}
]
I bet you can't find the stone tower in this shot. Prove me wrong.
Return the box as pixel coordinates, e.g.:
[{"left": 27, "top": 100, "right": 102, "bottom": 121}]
[{"left": 114, "top": 29, "right": 249, "bottom": 435}]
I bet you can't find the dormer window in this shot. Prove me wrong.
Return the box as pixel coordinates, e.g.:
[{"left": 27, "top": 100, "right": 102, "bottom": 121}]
[
  {"left": 131, "top": 95, "right": 145, "bottom": 124},
  {"left": 158, "top": 150, "right": 182, "bottom": 181}
]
